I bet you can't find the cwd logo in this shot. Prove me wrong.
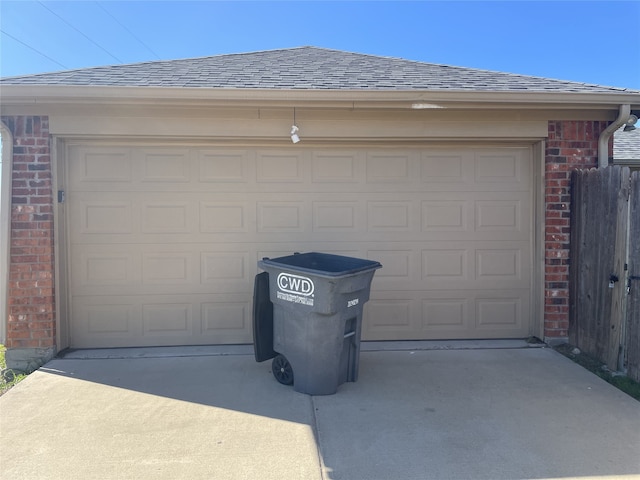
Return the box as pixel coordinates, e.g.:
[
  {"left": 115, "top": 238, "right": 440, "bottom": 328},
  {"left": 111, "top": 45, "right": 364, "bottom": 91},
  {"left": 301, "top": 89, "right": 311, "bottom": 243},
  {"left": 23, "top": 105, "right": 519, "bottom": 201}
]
[{"left": 277, "top": 272, "right": 315, "bottom": 296}]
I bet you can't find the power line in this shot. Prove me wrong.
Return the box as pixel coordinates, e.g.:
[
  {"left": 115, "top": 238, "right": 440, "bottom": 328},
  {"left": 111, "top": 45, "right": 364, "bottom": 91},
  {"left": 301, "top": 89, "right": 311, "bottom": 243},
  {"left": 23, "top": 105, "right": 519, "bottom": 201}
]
[
  {"left": 37, "top": 1, "right": 123, "bottom": 64},
  {"left": 0, "top": 29, "right": 69, "bottom": 70},
  {"left": 95, "top": 2, "right": 161, "bottom": 60}
]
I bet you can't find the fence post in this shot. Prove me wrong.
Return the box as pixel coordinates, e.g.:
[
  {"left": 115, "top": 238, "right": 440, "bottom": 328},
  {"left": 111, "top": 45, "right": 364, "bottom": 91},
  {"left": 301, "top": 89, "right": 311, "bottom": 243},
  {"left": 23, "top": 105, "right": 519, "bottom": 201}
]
[{"left": 607, "top": 167, "right": 630, "bottom": 371}]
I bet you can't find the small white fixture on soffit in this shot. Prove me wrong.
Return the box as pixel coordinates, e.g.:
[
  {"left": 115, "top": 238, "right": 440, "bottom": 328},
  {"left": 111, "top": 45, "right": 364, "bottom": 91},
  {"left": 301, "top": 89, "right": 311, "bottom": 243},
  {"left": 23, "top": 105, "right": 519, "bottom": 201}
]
[
  {"left": 291, "top": 125, "right": 300, "bottom": 143},
  {"left": 290, "top": 108, "right": 300, "bottom": 143}
]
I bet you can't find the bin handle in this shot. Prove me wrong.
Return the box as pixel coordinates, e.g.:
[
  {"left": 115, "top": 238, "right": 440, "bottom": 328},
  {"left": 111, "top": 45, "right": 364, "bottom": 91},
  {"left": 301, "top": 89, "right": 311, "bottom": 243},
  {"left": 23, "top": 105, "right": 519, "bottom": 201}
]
[{"left": 344, "top": 331, "right": 356, "bottom": 339}]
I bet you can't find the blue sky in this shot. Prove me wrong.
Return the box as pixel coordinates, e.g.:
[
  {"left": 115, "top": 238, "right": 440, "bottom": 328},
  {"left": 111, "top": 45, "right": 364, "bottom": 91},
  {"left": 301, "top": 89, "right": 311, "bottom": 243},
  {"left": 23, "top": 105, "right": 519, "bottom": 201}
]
[{"left": 1, "top": 1, "right": 639, "bottom": 89}]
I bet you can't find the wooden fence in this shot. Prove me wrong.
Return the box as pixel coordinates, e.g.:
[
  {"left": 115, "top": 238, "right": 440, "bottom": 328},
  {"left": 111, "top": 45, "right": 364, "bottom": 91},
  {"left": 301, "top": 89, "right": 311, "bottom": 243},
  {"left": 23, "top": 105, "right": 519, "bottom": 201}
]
[
  {"left": 570, "top": 166, "right": 640, "bottom": 382},
  {"left": 627, "top": 170, "right": 640, "bottom": 382}
]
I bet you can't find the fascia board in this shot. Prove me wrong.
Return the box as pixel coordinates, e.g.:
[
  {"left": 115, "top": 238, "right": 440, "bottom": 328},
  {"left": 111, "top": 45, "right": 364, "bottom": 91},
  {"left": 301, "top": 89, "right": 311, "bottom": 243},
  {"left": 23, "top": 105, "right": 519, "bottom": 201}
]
[{"left": 1, "top": 84, "right": 640, "bottom": 110}]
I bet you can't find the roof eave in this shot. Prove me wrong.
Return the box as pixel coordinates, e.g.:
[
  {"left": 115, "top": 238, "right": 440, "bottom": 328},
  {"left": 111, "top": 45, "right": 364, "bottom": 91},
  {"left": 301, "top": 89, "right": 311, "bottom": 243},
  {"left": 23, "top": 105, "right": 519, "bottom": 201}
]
[{"left": 1, "top": 84, "right": 639, "bottom": 110}]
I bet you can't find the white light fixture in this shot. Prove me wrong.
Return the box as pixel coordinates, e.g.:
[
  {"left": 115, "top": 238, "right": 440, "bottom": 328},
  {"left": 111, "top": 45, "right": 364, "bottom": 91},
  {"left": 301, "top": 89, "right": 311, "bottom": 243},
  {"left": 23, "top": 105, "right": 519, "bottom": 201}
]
[
  {"left": 290, "top": 125, "right": 300, "bottom": 143},
  {"left": 290, "top": 108, "right": 301, "bottom": 143}
]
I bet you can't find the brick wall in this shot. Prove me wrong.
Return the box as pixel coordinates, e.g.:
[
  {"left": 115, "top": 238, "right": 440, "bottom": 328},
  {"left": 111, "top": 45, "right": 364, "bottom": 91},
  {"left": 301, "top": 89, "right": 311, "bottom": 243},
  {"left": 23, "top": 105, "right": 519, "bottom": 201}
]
[
  {"left": 544, "top": 120, "right": 608, "bottom": 341},
  {"left": 1, "top": 116, "right": 55, "bottom": 357}
]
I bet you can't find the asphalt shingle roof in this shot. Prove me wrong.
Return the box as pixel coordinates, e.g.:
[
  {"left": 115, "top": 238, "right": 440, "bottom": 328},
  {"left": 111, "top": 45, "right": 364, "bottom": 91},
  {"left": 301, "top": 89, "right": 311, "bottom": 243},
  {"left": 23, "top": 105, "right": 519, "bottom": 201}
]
[
  {"left": 1, "top": 47, "right": 636, "bottom": 94},
  {"left": 614, "top": 127, "right": 640, "bottom": 160}
]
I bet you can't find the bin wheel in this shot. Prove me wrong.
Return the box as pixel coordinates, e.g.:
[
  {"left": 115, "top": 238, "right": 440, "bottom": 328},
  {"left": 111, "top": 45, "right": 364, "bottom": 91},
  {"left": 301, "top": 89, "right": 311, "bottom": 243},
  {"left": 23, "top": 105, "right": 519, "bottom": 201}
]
[{"left": 272, "top": 354, "right": 294, "bottom": 386}]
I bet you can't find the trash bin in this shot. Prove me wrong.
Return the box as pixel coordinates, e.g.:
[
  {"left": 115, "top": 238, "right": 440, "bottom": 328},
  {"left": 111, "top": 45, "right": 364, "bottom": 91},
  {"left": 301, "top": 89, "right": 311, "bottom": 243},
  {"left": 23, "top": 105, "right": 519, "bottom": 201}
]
[{"left": 253, "top": 252, "right": 381, "bottom": 395}]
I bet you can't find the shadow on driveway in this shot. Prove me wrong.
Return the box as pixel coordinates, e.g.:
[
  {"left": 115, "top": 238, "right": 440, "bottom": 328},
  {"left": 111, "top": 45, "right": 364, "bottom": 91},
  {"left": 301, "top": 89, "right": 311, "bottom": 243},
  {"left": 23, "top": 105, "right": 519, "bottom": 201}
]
[{"left": 1, "top": 345, "right": 639, "bottom": 480}]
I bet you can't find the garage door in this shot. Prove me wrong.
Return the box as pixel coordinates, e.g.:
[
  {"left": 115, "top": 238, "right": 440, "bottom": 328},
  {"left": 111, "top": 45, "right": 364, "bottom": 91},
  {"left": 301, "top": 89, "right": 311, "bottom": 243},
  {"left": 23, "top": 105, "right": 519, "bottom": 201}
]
[{"left": 66, "top": 143, "right": 533, "bottom": 348}]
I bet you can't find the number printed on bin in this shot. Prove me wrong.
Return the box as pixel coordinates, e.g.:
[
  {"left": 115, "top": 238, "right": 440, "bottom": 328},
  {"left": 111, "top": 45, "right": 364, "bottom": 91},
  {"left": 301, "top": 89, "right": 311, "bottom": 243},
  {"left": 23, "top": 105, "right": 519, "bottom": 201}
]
[{"left": 347, "top": 299, "right": 359, "bottom": 308}]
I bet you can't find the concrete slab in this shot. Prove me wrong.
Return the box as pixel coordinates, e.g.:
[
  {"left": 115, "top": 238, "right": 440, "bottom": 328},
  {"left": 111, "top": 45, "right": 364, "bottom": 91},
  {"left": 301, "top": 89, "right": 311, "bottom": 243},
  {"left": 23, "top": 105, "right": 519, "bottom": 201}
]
[
  {"left": 1, "top": 346, "right": 639, "bottom": 480},
  {"left": 315, "top": 348, "right": 640, "bottom": 480},
  {"left": 1, "top": 354, "right": 322, "bottom": 480}
]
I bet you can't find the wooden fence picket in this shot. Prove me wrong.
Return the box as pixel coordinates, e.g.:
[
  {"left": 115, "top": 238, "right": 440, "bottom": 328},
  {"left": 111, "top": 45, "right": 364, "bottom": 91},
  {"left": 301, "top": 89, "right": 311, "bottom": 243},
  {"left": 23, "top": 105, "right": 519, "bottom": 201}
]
[
  {"left": 626, "top": 171, "right": 640, "bottom": 382},
  {"left": 569, "top": 165, "right": 637, "bottom": 378}
]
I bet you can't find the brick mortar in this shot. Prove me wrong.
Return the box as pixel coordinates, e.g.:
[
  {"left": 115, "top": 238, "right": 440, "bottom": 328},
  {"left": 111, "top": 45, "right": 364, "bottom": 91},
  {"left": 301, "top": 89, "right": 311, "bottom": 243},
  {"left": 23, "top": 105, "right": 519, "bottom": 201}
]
[
  {"left": 1, "top": 116, "right": 56, "bottom": 350},
  {"left": 543, "top": 120, "right": 607, "bottom": 339}
]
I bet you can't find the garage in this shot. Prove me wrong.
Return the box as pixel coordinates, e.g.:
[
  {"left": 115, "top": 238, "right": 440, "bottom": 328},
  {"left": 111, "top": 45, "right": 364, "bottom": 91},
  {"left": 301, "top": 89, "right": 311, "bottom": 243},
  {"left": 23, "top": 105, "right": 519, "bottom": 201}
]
[
  {"left": 10, "top": 46, "right": 636, "bottom": 366},
  {"left": 65, "top": 141, "right": 534, "bottom": 348}
]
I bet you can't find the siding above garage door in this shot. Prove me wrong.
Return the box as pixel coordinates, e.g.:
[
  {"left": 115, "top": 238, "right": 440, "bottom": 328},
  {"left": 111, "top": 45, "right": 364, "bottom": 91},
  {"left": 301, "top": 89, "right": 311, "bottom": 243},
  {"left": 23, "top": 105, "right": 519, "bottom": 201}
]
[{"left": 64, "top": 143, "right": 534, "bottom": 348}]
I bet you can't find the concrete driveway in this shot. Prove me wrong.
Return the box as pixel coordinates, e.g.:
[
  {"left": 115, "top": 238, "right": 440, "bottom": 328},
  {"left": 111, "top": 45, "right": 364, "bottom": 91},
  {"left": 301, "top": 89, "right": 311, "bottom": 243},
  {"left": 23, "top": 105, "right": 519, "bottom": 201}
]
[{"left": 1, "top": 342, "right": 639, "bottom": 480}]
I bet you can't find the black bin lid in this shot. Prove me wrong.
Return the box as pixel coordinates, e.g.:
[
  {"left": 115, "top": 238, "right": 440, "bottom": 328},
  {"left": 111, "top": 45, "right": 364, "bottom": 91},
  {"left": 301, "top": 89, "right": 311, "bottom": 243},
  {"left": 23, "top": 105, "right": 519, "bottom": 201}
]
[{"left": 260, "top": 252, "right": 381, "bottom": 277}]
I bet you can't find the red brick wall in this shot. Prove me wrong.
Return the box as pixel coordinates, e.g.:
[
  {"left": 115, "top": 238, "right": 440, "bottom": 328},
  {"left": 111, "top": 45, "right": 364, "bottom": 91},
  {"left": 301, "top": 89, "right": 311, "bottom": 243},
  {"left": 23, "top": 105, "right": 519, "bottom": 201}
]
[
  {"left": 544, "top": 120, "right": 608, "bottom": 341},
  {"left": 1, "top": 116, "right": 55, "bottom": 350}
]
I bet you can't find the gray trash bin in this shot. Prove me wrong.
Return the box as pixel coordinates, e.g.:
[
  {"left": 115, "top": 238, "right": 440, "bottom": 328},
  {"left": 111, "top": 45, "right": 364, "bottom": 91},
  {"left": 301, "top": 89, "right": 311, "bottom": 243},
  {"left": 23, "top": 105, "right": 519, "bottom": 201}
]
[{"left": 256, "top": 252, "right": 381, "bottom": 395}]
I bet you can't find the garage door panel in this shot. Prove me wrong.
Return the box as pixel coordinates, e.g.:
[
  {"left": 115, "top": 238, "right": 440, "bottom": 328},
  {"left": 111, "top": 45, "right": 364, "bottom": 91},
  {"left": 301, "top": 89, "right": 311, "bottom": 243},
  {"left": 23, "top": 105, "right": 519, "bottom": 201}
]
[
  {"left": 141, "top": 202, "right": 192, "bottom": 234},
  {"left": 366, "top": 151, "right": 419, "bottom": 183},
  {"left": 311, "top": 151, "right": 360, "bottom": 183},
  {"left": 201, "top": 300, "right": 248, "bottom": 333},
  {"left": 364, "top": 289, "right": 530, "bottom": 340},
  {"left": 365, "top": 250, "right": 414, "bottom": 280},
  {"left": 367, "top": 201, "right": 413, "bottom": 232},
  {"left": 312, "top": 201, "right": 359, "bottom": 232},
  {"left": 257, "top": 201, "right": 306, "bottom": 232},
  {"left": 200, "top": 201, "right": 250, "bottom": 233},
  {"left": 257, "top": 150, "right": 306, "bottom": 183},
  {"left": 73, "top": 250, "right": 142, "bottom": 288},
  {"left": 136, "top": 148, "right": 192, "bottom": 183},
  {"left": 72, "top": 294, "right": 253, "bottom": 348},
  {"left": 422, "top": 298, "right": 469, "bottom": 331},
  {"left": 142, "top": 252, "right": 194, "bottom": 285},
  {"left": 422, "top": 148, "right": 530, "bottom": 189},
  {"left": 72, "top": 300, "right": 139, "bottom": 346},
  {"left": 201, "top": 251, "right": 250, "bottom": 283},
  {"left": 368, "top": 244, "right": 528, "bottom": 291},
  {"left": 69, "top": 146, "right": 133, "bottom": 186},
  {"left": 476, "top": 248, "right": 523, "bottom": 282},
  {"left": 421, "top": 152, "right": 470, "bottom": 183},
  {"left": 474, "top": 151, "right": 525, "bottom": 183},
  {"left": 69, "top": 146, "right": 531, "bottom": 193},
  {"left": 364, "top": 298, "right": 415, "bottom": 333},
  {"left": 476, "top": 298, "right": 522, "bottom": 328},
  {"left": 475, "top": 200, "right": 523, "bottom": 233},
  {"left": 198, "top": 149, "right": 250, "bottom": 183},
  {"left": 66, "top": 144, "right": 534, "bottom": 347},
  {"left": 422, "top": 200, "right": 468, "bottom": 231},
  {"left": 72, "top": 244, "right": 256, "bottom": 295},
  {"left": 474, "top": 290, "right": 530, "bottom": 336},
  {"left": 69, "top": 193, "right": 135, "bottom": 241},
  {"left": 142, "top": 303, "right": 193, "bottom": 336},
  {"left": 422, "top": 248, "right": 470, "bottom": 282},
  {"left": 76, "top": 199, "right": 134, "bottom": 235}
]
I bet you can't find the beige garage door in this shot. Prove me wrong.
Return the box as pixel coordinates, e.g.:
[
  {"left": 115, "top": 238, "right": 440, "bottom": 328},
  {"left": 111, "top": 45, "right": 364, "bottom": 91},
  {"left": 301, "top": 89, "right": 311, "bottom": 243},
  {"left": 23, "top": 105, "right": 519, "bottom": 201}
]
[{"left": 65, "top": 143, "right": 533, "bottom": 348}]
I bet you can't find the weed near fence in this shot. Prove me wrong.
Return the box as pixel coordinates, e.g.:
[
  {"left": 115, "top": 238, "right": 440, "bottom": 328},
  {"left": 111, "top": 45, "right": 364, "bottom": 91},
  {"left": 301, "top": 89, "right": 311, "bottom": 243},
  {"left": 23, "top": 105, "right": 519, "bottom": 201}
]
[{"left": 0, "top": 345, "right": 27, "bottom": 396}]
